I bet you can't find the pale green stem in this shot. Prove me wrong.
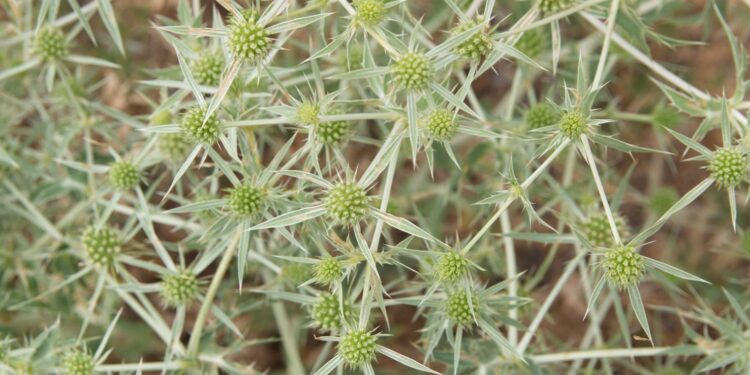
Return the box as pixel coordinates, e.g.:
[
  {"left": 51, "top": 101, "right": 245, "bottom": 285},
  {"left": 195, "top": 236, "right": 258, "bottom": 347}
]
[
  {"left": 187, "top": 228, "right": 242, "bottom": 356},
  {"left": 591, "top": 0, "right": 621, "bottom": 89},
  {"left": 581, "top": 135, "right": 621, "bottom": 244},
  {"left": 517, "top": 251, "right": 586, "bottom": 354}
]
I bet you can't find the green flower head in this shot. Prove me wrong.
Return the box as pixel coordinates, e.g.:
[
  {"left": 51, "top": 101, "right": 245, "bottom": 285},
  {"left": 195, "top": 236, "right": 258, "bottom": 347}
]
[
  {"left": 326, "top": 183, "right": 369, "bottom": 223},
  {"left": 191, "top": 53, "right": 225, "bottom": 87},
  {"left": 180, "top": 106, "right": 222, "bottom": 145},
  {"left": 297, "top": 102, "right": 320, "bottom": 125},
  {"left": 108, "top": 161, "right": 139, "bottom": 191},
  {"left": 453, "top": 18, "right": 493, "bottom": 60},
  {"left": 446, "top": 290, "right": 479, "bottom": 326},
  {"left": 227, "top": 185, "right": 266, "bottom": 217},
  {"left": 353, "top": 0, "right": 386, "bottom": 26},
  {"left": 160, "top": 269, "right": 199, "bottom": 306},
  {"left": 436, "top": 251, "right": 470, "bottom": 283},
  {"left": 603, "top": 245, "right": 645, "bottom": 289},
  {"left": 311, "top": 293, "right": 354, "bottom": 331},
  {"left": 391, "top": 52, "right": 432, "bottom": 91},
  {"left": 227, "top": 9, "right": 270, "bottom": 63},
  {"left": 339, "top": 329, "right": 377, "bottom": 367},
  {"left": 34, "top": 27, "right": 68, "bottom": 60},
  {"left": 581, "top": 213, "right": 629, "bottom": 248},
  {"left": 426, "top": 108, "right": 458, "bottom": 141},
  {"left": 525, "top": 103, "right": 559, "bottom": 130},
  {"left": 315, "top": 257, "right": 343, "bottom": 285},
  {"left": 708, "top": 147, "right": 749, "bottom": 187},
  {"left": 315, "top": 109, "right": 350, "bottom": 144},
  {"left": 82, "top": 226, "right": 120, "bottom": 266},
  {"left": 538, "top": 0, "right": 575, "bottom": 13},
  {"left": 61, "top": 350, "right": 94, "bottom": 375},
  {"left": 159, "top": 133, "right": 190, "bottom": 159},
  {"left": 559, "top": 109, "right": 587, "bottom": 138}
]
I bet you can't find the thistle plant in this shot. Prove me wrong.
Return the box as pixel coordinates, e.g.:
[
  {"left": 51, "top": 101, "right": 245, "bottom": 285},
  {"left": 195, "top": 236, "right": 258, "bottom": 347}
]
[{"left": 5, "top": 0, "right": 750, "bottom": 374}]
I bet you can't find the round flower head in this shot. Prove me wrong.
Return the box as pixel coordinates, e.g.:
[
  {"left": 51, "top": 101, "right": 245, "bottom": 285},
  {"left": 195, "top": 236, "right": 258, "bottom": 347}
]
[
  {"left": 581, "top": 213, "right": 629, "bottom": 248},
  {"left": 515, "top": 29, "right": 546, "bottom": 60},
  {"left": 326, "top": 183, "right": 369, "bottom": 223},
  {"left": 160, "top": 133, "right": 190, "bottom": 159},
  {"left": 338, "top": 329, "right": 377, "bottom": 367},
  {"left": 558, "top": 110, "right": 587, "bottom": 138},
  {"left": 315, "top": 109, "right": 350, "bottom": 144},
  {"left": 353, "top": 0, "right": 386, "bottom": 26},
  {"left": 391, "top": 52, "right": 433, "bottom": 91},
  {"left": 62, "top": 350, "right": 94, "bottom": 375},
  {"left": 160, "top": 269, "right": 199, "bottom": 306},
  {"left": 315, "top": 257, "right": 343, "bottom": 285},
  {"left": 453, "top": 19, "right": 493, "bottom": 60},
  {"left": 603, "top": 245, "right": 645, "bottom": 289},
  {"left": 227, "top": 9, "right": 270, "bottom": 63},
  {"left": 227, "top": 185, "right": 265, "bottom": 217},
  {"left": 311, "top": 293, "right": 354, "bottom": 331},
  {"left": 34, "top": 27, "right": 68, "bottom": 60},
  {"left": 108, "top": 161, "right": 139, "bottom": 191},
  {"left": 446, "top": 290, "right": 478, "bottom": 326},
  {"left": 436, "top": 251, "right": 469, "bottom": 283},
  {"left": 426, "top": 108, "right": 458, "bottom": 141},
  {"left": 538, "top": 0, "right": 575, "bottom": 13},
  {"left": 180, "top": 106, "right": 222, "bottom": 145},
  {"left": 82, "top": 226, "right": 120, "bottom": 266},
  {"left": 525, "top": 103, "right": 559, "bottom": 130},
  {"left": 297, "top": 102, "right": 320, "bottom": 125},
  {"left": 708, "top": 147, "right": 749, "bottom": 187},
  {"left": 191, "top": 53, "right": 225, "bottom": 87}
]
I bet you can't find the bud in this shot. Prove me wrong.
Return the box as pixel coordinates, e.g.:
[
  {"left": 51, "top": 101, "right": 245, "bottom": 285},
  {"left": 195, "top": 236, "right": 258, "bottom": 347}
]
[
  {"left": 603, "top": 245, "right": 645, "bottom": 289},
  {"left": 326, "top": 183, "right": 369, "bottom": 223},
  {"left": 311, "top": 293, "right": 354, "bottom": 331},
  {"left": 227, "top": 185, "right": 265, "bottom": 217},
  {"left": 227, "top": 10, "right": 270, "bottom": 63},
  {"left": 82, "top": 226, "right": 120, "bottom": 266},
  {"left": 708, "top": 147, "right": 749, "bottom": 187},
  {"left": 453, "top": 18, "right": 493, "bottom": 60},
  {"left": 297, "top": 102, "right": 320, "bottom": 125},
  {"left": 353, "top": 0, "right": 386, "bottom": 26},
  {"left": 391, "top": 52, "right": 432, "bottom": 91},
  {"left": 160, "top": 269, "right": 199, "bottom": 306},
  {"left": 191, "top": 53, "right": 225, "bottom": 87},
  {"left": 436, "top": 252, "right": 469, "bottom": 283},
  {"left": 180, "top": 106, "right": 222, "bottom": 145},
  {"left": 34, "top": 27, "right": 68, "bottom": 60},
  {"left": 426, "top": 108, "right": 458, "bottom": 141},
  {"left": 315, "top": 257, "right": 343, "bottom": 285},
  {"left": 339, "top": 329, "right": 377, "bottom": 367},
  {"left": 524, "top": 103, "right": 558, "bottom": 130},
  {"left": 315, "top": 109, "right": 350, "bottom": 144},
  {"left": 61, "top": 350, "right": 94, "bottom": 375},
  {"left": 581, "top": 213, "right": 629, "bottom": 248},
  {"left": 445, "top": 290, "right": 478, "bottom": 326},
  {"left": 108, "top": 161, "right": 139, "bottom": 191},
  {"left": 538, "top": 0, "right": 575, "bottom": 13},
  {"left": 559, "top": 110, "right": 587, "bottom": 138}
]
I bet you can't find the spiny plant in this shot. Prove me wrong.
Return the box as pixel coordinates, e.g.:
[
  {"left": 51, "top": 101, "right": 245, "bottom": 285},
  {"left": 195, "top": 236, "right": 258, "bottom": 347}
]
[{"left": 3, "top": 0, "right": 750, "bottom": 374}]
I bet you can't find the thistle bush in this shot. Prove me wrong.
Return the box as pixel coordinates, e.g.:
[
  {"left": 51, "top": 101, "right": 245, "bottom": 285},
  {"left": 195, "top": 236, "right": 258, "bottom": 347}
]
[{"left": 3, "top": 0, "right": 750, "bottom": 374}]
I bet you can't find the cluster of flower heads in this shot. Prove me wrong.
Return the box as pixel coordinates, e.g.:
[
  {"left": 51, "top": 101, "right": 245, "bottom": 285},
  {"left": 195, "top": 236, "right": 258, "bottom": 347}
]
[{"left": 3, "top": 0, "right": 747, "bottom": 373}]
